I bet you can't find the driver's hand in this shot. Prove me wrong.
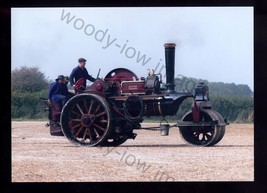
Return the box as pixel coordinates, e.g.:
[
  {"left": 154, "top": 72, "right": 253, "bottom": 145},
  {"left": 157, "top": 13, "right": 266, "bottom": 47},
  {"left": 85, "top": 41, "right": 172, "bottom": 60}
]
[{"left": 47, "top": 99, "right": 51, "bottom": 105}]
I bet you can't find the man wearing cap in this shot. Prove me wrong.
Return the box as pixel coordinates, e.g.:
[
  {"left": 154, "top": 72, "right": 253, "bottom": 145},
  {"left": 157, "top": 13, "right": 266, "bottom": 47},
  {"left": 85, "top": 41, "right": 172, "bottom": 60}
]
[
  {"left": 48, "top": 75, "right": 70, "bottom": 107},
  {"left": 69, "top": 58, "right": 96, "bottom": 92}
]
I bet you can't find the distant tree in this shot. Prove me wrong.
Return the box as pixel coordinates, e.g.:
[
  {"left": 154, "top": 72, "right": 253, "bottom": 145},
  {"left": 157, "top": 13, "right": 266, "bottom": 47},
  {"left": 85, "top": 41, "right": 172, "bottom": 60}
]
[
  {"left": 11, "top": 90, "right": 48, "bottom": 118},
  {"left": 208, "top": 82, "right": 252, "bottom": 97},
  {"left": 11, "top": 66, "right": 51, "bottom": 119},
  {"left": 174, "top": 75, "right": 253, "bottom": 97},
  {"left": 11, "top": 66, "right": 50, "bottom": 93},
  {"left": 172, "top": 75, "right": 254, "bottom": 122}
]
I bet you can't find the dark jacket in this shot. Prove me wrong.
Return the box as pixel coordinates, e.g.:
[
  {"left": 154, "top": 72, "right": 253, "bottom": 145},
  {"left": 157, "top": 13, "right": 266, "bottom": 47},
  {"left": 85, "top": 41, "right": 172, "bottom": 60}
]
[
  {"left": 62, "top": 84, "right": 69, "bottom": 95},
  {"left": 48, "top": 82, "right": 64, "bottom": 101},
  {"left": 69, "top": 66, "right": 96, "bottom": 87}
]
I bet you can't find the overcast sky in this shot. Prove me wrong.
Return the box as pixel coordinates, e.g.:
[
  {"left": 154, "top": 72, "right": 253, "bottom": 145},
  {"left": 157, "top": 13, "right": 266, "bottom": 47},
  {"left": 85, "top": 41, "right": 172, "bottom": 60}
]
[{"left": 11, "top": 7, "right": 253, "bottom": 90}]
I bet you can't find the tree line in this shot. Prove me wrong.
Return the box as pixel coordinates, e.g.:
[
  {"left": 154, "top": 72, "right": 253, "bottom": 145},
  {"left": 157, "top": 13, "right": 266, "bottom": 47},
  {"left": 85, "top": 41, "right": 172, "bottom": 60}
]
[
  {"left": 146, "top": 75, "right": 253, "bottom": 123},
  {"left": 11, "top": 66, "right": 50, "bottom": 119},
  {"left": 11, "top": 67, "right": 253, "bottom": 122},
  {"left": 173, "top": 75, "right": 253, "bottom": 122}
]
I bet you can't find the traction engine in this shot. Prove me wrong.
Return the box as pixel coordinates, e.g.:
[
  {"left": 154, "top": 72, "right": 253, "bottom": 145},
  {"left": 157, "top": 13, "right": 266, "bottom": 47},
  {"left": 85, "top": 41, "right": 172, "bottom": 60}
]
[{"left": 44, "top": 43, "right": 228, "bottom": 147}]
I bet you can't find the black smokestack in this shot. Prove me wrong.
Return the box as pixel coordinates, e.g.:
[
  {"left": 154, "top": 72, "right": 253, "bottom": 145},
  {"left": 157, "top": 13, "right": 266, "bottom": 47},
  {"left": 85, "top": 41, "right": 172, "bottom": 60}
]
[{"left": 164, "top": 43, "right": 176, "bottom": 93}]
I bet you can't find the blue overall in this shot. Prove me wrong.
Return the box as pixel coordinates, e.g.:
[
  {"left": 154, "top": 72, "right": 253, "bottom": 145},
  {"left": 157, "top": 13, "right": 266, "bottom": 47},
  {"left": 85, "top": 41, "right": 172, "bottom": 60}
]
[{"left": 48, "top": 82, "right": 70, "bottom": 107}]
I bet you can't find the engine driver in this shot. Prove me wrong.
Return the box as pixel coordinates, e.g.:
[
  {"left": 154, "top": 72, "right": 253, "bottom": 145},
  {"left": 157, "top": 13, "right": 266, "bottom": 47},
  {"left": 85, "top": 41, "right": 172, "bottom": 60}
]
[{"left": 69, "top": 58, "right": 96, "bottom": 93}]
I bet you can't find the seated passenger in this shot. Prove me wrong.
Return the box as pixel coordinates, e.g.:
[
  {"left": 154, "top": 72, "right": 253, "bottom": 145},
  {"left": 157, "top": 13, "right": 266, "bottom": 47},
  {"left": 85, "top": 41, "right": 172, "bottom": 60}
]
[{"left": 48, "top": 75, "right": 69, "bottom": 109}]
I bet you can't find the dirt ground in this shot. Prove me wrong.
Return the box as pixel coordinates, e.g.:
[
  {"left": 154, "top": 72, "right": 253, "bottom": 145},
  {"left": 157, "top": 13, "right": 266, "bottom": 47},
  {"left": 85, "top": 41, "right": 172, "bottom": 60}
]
[{"left": 11, "top": 121, "right": 254, "bottom": 182}]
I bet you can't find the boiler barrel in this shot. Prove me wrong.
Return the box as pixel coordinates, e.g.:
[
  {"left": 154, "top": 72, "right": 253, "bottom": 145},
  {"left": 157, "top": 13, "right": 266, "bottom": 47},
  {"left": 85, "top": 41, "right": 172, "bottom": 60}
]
[{"left": 164, "top": 43, "right": 176, "bottom": 93}]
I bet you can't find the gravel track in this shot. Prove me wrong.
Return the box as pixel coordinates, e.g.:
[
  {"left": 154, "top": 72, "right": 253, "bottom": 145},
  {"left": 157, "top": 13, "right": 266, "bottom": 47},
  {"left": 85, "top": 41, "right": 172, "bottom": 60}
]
[{"left": 12, "top": 122, "right": 254, "bottom": 182}]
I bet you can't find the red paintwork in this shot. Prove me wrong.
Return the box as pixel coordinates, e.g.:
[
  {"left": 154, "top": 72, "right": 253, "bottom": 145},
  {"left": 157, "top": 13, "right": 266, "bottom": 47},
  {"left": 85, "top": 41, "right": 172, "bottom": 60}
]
[
  {"left": 121, "top": 81, "right": 145, "bottom": 94},
  {"left": 104, "top": 68, "right": 138, "bottom": 84},
  {"left": 51, "top": 102, "right": 61, "bottom": 121},
  {"left": 85, "top": 79, "right": 106, "bottom": 97},
  {"left": 74, "top": 78, "right": 85, "bottom": 92},
  {"left": 192, "top": 101, "right": 200, "bottom": 123}
]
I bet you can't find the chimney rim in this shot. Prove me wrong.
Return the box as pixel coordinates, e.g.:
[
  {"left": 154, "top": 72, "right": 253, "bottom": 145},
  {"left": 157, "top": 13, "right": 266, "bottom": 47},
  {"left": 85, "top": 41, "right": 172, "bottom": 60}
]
[{"left": 164, "top": 43, "right": 176, "bottom": 48}]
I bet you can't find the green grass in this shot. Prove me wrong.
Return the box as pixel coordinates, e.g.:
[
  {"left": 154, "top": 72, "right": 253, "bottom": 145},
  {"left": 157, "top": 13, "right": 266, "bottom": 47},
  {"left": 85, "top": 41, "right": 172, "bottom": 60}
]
[{"left": 12, "top": 117, "right": 48, "bottom": 122}]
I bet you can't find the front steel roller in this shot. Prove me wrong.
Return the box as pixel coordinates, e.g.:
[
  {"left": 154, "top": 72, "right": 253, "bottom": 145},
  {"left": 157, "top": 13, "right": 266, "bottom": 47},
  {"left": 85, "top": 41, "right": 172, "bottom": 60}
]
[
  {"left": 205, "top": 110, "right": 226, "bottom": 146},
  {"left": 60, "top": 94, "right": 112, "bottom": 147},
  {"left": 179, "top": 109, "right": 226, "bottom": 146}
]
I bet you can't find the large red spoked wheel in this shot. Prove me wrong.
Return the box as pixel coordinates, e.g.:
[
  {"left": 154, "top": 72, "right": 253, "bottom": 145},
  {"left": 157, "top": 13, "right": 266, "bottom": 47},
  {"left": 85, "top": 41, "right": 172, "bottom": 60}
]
[
  {"left": 179, "top": 109, "right": 225, "bottom": 146},
  {"left": 60, "top": 94, "right": 112, "bottom": 147}
]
